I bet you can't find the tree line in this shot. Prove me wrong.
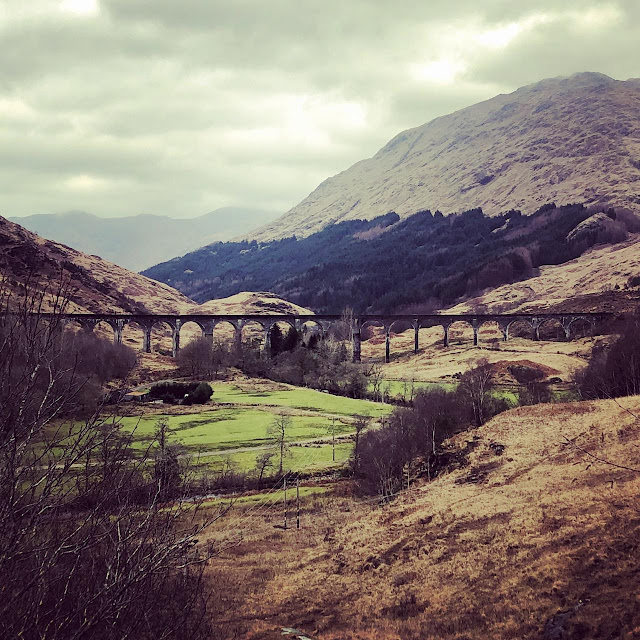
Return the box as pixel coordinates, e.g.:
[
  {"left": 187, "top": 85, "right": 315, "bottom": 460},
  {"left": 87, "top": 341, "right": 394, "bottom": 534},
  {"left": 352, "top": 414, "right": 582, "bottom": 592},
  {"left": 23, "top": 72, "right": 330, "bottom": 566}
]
[{"left": 143, "top": 202, "right": 630, "bottom": 313}]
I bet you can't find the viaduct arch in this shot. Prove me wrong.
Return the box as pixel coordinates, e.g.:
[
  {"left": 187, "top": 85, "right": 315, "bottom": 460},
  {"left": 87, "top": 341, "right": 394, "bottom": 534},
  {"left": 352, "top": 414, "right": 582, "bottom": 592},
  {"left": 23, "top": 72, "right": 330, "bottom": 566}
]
[{"left": 55, "top": 311, "right": 611, "bottom": 362}]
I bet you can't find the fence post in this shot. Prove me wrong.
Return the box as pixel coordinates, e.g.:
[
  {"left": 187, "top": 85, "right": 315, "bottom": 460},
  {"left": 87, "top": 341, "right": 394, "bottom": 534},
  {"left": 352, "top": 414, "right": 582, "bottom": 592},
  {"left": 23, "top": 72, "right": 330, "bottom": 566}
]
[{"left": 283, "top": 477, "right": 287, "bottom": 530}]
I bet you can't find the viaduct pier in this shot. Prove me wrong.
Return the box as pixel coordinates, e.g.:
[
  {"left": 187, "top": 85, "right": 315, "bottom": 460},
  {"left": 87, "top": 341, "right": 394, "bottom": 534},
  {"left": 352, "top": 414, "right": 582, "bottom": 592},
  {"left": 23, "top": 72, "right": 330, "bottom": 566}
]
[{"left": 56, "top": 311, "right": 610, "bottom": 363}]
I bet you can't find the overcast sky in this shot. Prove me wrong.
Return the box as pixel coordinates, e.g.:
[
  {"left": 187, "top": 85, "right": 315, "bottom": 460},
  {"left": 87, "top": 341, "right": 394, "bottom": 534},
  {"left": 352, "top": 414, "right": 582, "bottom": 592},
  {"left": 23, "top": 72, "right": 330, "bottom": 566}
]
[{"left": 2, "top": 0, "right": 638, "bottom": 219}]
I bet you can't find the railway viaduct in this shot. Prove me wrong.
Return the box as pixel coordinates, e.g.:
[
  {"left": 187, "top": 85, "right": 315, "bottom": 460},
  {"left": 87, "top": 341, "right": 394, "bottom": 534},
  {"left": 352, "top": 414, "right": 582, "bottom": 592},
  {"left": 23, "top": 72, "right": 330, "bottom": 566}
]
[{"left": 57, "top": 311, "right": 610, "bottom": 363}]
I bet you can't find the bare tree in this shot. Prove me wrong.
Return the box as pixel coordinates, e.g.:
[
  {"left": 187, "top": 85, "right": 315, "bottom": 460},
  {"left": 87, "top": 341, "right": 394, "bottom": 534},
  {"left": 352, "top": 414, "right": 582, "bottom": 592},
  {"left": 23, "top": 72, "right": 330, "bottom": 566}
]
[
  {"left": 350, "top": 414, "right": 369, "bottom": 474},
  {"left": 364, "top": 364, "right": 385, "bottom": 401},
  {"left": 267, "top": 412, "right": 291, "bottom": 474},
  {"left": 255, "top": 450, "right": 275, "bottom": 481},
  {"left": 342, "top": 306, "right": 355, "bottom": 340},
  {"left": 458, "top": 358, "right": 494, "bottom": 426},
  {"left": 0, "top": 279, "right": 229, "bottom": 640}
]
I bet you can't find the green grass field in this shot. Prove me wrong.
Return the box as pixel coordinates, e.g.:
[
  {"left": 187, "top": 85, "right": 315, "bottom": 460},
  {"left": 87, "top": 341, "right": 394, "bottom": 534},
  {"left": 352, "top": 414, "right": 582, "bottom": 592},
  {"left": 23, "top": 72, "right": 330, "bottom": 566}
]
[
  {"left": 120, "top": 409, "right": 355, "bottom": 453},
  {"left": 196, "top": 441, "right": 353, "bottom": 475},
  {"left": 114, "top": 383, "right": 393, "bottom": 475},
  {"left": 210, "top": 382, "right": 390, "bottom": 417}
]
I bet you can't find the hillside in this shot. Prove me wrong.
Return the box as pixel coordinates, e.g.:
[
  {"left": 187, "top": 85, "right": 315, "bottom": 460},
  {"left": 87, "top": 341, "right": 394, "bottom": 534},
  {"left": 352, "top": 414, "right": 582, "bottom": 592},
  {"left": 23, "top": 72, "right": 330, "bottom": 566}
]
[
  {"left": 447, "top": 234, "right": 640, "bottom": 314},
  {"left": 193, "top": 292, "right": 313, "bottom": 316},
  {"left": 0, "top": 215, "right": 193, "bottom": 314},
  {"left": 10, "top": 207, "right": 277, "bottom": 272},
  {"left": 143, "top": 202, "right": 635, "bottom": 313},
  {"left": 0, "top": 216, "right": 310, "bottom": 318},
  {"left": 250, "top": 72, "right": 640, "bottom": 241},
  {"left": 208, "top": 396, "right": 640, "bottom": 638}
]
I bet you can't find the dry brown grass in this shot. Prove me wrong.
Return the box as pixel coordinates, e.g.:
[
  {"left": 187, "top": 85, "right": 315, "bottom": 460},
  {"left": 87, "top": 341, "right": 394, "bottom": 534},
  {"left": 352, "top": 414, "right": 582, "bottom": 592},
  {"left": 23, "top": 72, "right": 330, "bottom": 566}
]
[
  {"left": 203, "top": 396, "right": 640, "bottom": 639},
  {"left": 362, "top": 325, "right": 602, "bottom": 383},
  {"left": 447, "top": 234, "right": 640, "bottom": 314}
]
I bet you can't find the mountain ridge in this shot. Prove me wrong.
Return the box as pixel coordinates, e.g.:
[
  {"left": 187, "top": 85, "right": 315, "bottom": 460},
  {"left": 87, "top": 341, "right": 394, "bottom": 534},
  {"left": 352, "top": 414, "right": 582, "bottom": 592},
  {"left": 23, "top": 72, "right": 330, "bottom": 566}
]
[
  {"left": 248, "top": 72, "right": 640, "bottom": 241},
  {"left": 10, "top": 207, "right": 278, "bottom": 271}
]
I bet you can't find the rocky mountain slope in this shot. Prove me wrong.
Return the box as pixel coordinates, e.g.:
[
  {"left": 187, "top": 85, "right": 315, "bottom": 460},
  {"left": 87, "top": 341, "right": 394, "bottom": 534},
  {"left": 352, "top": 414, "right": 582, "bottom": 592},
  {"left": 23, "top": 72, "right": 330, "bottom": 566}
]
[
  {"left": 0, "top": 215, "right": 194, "bottom": 313},
  {"left": 11, "top": 207, "right": 277, "bottom": 272},
  {"left": 250, "top": 72, "right": 640, "bottom": 241},
  {"left": 0, "top": 216, "right": 309, "bottom": 316}
]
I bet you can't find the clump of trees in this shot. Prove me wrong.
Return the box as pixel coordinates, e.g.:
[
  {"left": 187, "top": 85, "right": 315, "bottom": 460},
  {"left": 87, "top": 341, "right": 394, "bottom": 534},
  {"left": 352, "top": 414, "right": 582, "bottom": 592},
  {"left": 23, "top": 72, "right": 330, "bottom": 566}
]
[
  {"left": 0, "top": 282, "right": 225, "bottom": 639},
  {"left": 579, "top": 312, "right": 640, "bottom": 399},
  {"left": 354, "top": 362, "right": 510, "bottom": 499},
  {"left": 149, "top": 381, "right": 213, "bottom": 404},
  {"left": 177, "top": 335, "right": 230, "bottom": 378},
  {"left": 274, "top": 340, "right": 367, "bottom": 397}
]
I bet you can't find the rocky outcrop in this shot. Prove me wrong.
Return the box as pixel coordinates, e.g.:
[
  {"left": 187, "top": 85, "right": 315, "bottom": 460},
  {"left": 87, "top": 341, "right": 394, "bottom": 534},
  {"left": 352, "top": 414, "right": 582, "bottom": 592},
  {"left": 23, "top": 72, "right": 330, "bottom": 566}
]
[{"left": 566, "top": 212, "right": 627, "bottom": 246}]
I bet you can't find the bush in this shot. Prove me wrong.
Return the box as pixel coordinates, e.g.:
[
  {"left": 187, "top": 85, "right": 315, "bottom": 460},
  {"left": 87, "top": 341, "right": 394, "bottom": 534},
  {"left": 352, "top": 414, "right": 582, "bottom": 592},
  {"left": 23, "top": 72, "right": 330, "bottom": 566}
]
[
  {"left": 579, "top": 312, "right": 640, "bottom": 398},
  {"left": 190, "top": 382, "right": 214, "bottom": 404},
  {"left": 149, "top": 381, "right": 213, "bottom": 404}
]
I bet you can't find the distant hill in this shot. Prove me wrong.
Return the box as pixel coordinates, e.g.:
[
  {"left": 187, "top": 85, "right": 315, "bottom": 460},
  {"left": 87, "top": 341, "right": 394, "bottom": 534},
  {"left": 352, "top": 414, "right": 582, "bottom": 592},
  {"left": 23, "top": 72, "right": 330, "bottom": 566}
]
[
  {"left": 10, "top": 207, "right": 278, "bottom": 272},
  {"left": 0, "top": 215, "right": 194, "bottom": 314},
  {"left": 143, "top": 202, "right": 638, "bottom": 314},
  {"left": 0, "top": 215, "right": 309, "bottom": 316},
  {"left": 193, "top": 292, "right": 313, "bottom": 316},
  {"left": 249, "top": 72, "right": 640, "bottom": 241}
]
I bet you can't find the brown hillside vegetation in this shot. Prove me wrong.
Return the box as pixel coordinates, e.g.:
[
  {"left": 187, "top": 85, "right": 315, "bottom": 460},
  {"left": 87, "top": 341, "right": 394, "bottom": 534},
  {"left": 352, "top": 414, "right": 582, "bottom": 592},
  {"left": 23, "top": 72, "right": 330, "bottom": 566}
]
[
  {"left": 206, "top": 397, "right": 640, "bottom": 639},
  {"left": 361, "top": 324, "right": 600, "bottom": 383},
  {"left": 448, "top": 233, "right": 640, "bottom": 314},
  {"left": 0, "top": 215, "right": 193, "bottom": 313}
]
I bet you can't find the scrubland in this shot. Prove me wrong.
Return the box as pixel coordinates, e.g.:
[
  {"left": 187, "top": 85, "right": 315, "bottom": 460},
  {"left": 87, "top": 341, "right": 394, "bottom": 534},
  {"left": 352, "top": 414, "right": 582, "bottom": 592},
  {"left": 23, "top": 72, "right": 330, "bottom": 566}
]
[
  {"left": 362, "top": 324, "right": 601, "bottom": 384},
  {"left": 204, "top": 396, "right": 640, "bottom": 639}
]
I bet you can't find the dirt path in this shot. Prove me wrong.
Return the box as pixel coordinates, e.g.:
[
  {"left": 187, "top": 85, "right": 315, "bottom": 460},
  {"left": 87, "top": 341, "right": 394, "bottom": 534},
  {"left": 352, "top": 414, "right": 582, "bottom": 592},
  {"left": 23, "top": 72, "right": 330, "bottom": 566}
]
[{"left": 179, "top": 433, "right": 354, "bottom": 460}]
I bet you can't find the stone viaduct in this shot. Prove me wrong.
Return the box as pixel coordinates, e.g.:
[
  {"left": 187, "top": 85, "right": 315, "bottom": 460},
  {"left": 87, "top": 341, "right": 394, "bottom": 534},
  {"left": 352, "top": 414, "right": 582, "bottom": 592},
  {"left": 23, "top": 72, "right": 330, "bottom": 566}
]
[{"left": 57, "top": 311, "right": 610, "bottom": 363}]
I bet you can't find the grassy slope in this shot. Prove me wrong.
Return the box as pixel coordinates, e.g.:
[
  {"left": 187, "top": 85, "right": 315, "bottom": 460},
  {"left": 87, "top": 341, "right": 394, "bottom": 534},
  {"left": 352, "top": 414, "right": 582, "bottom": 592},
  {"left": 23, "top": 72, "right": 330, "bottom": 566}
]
[
  {"left": 362, "top": 324, "right": 599, "bottom": 384},
  {"left": 118, "top": 382, "right": 392, "bottom": 474},
  {"left": 206, "top": 396, "right": 640, "bottom": 639}
]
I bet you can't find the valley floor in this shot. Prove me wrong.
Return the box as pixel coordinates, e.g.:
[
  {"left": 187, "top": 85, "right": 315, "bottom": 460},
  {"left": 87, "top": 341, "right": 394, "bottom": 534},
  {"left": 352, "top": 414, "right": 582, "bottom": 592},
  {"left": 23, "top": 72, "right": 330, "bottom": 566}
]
[{"left": 203, "top": 396, "right": 640, "bottom": 639}]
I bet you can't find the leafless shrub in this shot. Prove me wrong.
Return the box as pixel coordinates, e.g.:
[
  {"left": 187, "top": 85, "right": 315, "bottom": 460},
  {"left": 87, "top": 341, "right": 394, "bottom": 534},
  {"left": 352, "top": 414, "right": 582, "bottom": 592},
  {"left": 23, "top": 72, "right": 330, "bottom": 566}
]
[
  {"left": 178, "top": 335, "right": 231, "bottom": 379},
  {"left": 0, "top": 280, "right": 228, "bottom": 640},
  {"left": 458, "top": 358, "right": 494, "bottom": 426}
]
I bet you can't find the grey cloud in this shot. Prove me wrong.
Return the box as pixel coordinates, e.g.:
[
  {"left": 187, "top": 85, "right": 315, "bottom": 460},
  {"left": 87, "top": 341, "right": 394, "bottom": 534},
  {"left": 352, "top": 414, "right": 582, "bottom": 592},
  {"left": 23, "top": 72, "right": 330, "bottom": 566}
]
[{"left": 0, "top": 0, "right": 636, "bottom": 219}]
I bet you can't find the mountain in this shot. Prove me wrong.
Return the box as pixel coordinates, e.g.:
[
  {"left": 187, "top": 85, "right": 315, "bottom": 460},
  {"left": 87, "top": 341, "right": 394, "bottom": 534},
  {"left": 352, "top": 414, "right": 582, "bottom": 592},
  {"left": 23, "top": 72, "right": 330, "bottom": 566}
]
[
  {"left": 0, "top": 215, "right": 194, "bottom": 313},
  {"left": 143, "top": 202, "right": 638, "bottom": 313},
  {"left": 0, "top": 215, "right": 310, "bottom": 317},
  {"left": 9, "top": 207, "right": 278, "bottom": 272},
  {"left": 249, "top": 72, "right": 640, "bottom": 241}
]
